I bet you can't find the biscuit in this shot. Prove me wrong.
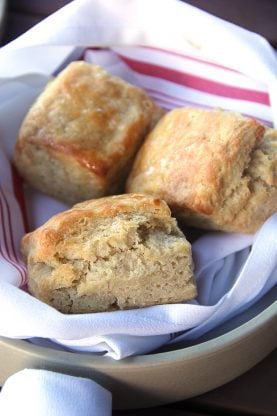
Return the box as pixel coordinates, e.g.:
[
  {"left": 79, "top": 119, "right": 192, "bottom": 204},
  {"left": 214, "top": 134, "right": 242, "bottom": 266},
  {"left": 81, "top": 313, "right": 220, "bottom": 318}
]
[
  {"left": 127, "top": 108, "right": 277, "bottom": 233},
  {"left": 21, "top": 194, "right": 196, "bottom": 313},
  {"left": 14, "top": 61, "right": 162, "bottom": 205}
]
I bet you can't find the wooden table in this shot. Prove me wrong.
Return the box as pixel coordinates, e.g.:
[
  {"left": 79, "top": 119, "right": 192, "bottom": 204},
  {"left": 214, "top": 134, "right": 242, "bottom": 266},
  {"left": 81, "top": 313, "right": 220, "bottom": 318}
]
[{"left": 1, "top": 1, "right": 276, "bottom": 415}]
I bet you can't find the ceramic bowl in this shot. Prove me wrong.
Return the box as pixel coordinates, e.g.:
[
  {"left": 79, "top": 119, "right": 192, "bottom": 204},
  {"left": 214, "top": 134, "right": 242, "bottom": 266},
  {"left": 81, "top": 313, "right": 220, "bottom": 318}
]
[{"left": 0, "top": 289, "right": 276, "bottom": 409}]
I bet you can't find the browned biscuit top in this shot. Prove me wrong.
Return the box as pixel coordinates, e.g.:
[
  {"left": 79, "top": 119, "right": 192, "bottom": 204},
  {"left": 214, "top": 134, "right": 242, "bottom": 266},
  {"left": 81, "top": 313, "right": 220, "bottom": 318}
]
[
  {"left": 21, "top": 193, "right": 172, "bottom": 261},
  {"left": 16, "top": 61, "right": 159, "bottom": 181},
  {"left": 127, "top": 108, "right": 265, "bottom": 215}
]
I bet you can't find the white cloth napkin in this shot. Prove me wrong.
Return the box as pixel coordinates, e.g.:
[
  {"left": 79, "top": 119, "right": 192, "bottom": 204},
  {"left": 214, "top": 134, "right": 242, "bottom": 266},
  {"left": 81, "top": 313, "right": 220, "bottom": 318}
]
[
  {"left": 0, "top": 369, "right": 112, "bottom": 416},
  {"left": 0, "top": 0, "right": 276, "bottom": 360},
  {"left": 0, "top": 196, "right": 276, "bottom": 358}
]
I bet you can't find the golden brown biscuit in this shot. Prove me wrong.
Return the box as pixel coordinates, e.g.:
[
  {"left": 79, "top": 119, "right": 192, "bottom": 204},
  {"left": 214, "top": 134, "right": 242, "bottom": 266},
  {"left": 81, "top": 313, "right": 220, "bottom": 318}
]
[
  {"left": 127, "top": 108, "right": 277, "bottom": 233},
  {"left": 14, "top": 61, "right": 162, "bottom": 205},
  {"left": 21, "top": 194, "right": 196, "bottom": 313}
]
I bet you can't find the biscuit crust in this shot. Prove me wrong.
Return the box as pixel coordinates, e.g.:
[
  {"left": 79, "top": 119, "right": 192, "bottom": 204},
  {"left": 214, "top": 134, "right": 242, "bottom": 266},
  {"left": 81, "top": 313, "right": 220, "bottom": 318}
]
[
  {"left": 127, "top": 108, "right": 276, "bottom": 233},
  {"left": 22, "top": 194, "right": 196, "bottom": 313},
  {"left": 14, "top": 62, "right": 162, "bottom": 205}
]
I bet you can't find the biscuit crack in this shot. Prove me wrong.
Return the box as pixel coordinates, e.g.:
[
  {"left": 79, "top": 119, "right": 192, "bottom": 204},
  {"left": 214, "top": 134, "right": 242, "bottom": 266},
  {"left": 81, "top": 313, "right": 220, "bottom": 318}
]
[{"left": 25, "top": 197, "right": 195, "bottom": 314}]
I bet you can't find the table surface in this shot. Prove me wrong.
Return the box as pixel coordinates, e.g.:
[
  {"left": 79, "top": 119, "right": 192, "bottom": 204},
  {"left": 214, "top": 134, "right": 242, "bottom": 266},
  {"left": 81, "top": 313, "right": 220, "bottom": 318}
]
[{"left": 1, "top": 1, "right": 277, "bottom": 415}]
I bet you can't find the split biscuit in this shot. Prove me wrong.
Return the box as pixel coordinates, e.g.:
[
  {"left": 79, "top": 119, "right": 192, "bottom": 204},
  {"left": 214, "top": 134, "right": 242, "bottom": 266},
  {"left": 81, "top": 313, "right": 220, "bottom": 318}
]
[{"left": 21, "top": 194, "right": 196, "bottom": 313}]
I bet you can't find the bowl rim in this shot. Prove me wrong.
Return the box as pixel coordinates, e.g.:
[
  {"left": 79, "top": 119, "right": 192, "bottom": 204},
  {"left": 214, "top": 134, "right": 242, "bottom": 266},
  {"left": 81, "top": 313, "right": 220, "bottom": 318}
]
[{"left": 1, "top": 299, "right": 276, "bottom": 370}]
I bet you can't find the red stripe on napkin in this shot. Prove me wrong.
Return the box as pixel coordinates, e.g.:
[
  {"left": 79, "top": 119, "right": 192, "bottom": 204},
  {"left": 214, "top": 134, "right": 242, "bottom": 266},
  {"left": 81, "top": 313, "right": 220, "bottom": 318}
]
[
  {"left": 117, "top": 55, "right": 270, "bottom": 106},
  {"left": 0, "top": 185, "right": 27, "bottom": 285},
  {"left": 12, "top": 165, "right": 29, "bottom": 233},
  {"left": 141, "top": 45, "right": 243, "bottom": 74},
  {"left": 144, "top": 87, "right": 272, "bottom": 126}
]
